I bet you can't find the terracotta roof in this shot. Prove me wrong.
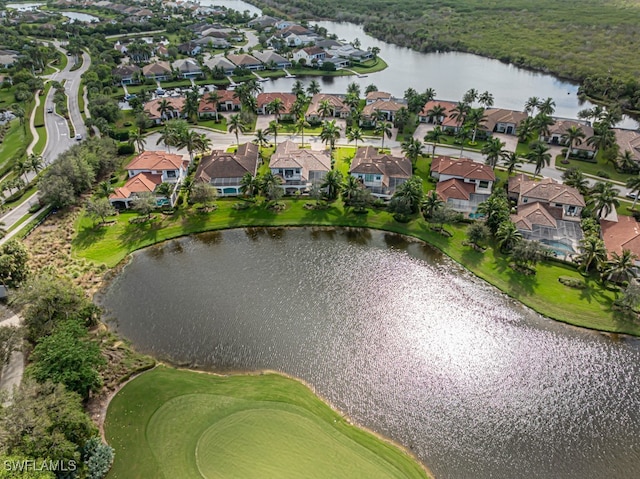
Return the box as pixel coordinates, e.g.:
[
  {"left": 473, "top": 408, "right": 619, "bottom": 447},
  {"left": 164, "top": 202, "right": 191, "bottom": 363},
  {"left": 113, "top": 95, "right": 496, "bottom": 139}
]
[
  {"left": 601, "top": 216, "right": 640, "bottom": 258},
  {"left": 419, "top": 100, "right": 457, "bottom": 118},
  {"left": 270, "top": 140, "right": 331, "bottom": 174},
  {"left": 519, "top": 178, "right": 586, "bottom": 207},
  {"left": 350, "top": 146, "right": 412, "bottom": 186},
  {"left": 436, "top": 178, "right": 476, "bottom": 201},
  {"left": 511, "top": 202, "right": 558, "bottom": 231},
  {"left": 548, "top": 120, "right": 595, "bottom": 151},
  {"left": 112, "top": 64, "right": 141, "bottom": 77},
  {"left": 110, "top": 172, "right": 162, "bottom": 200},
  {"left": 483, "top": 108, "right": 527, "bottom": 131},
  {"left": 126, "top": 150, "right": 185, "bottom": 172},
  {"left": 196, "top": 143, "right": 259, "bottom": 181},
  {"left": 507, "top": 173, "right": 530, "bottom": 196},
  {"left": 306, "top": 94, "right": 347, "bottom": 117},
  {"left": 144, "top": 97, "right": 185, "bottom": 120},
  {"left": 614, "top": 129, "right": 640, "bottom": 163},
  {"left": 198, "top": 90, "right": 241, "bottom": 113},
  {"left": 431, "top": 156, "right": 496, "bottom": 181},
  {"left": 227, "top": 53, "right": 261, "bottom": 67},
  {"left": 366, "top": 91, "right": 392, "bottom": 101},
  {"left": 280, "top": 25, "right": 311, "bottom": 36},
  {"left": 302, "top": 46, "right": 324, "bottom": 55},
  {"left": 362, "top": 99, "right": 404, "bottom": 117},
  {"left": 256, "top": 92, "right": 297, "bottom": 114},
  {"left": 142, "top": 61, "right": 171, "bottom": 76}
]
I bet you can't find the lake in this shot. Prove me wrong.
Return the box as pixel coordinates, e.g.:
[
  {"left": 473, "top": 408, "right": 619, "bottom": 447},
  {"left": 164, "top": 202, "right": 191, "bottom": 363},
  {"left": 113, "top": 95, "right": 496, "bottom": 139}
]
[
  {"left": 60, "top": 11, "right": 99, "bottom": 23},
  {"left": 101, "top": 228, "right": 640, "bottom": 479}
]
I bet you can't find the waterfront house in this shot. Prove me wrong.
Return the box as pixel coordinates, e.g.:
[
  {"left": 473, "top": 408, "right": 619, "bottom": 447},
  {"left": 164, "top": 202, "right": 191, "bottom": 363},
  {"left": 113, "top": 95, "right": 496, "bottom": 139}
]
[
  {"left": 227, "top": 53, "right": 264, "bottom": 71},
  {"left": 601, "top": 216, "right": 640, "bottom": 266},
  {"left": 256, "top": 92, "right": 297, "bottom": 116},
  {"left": 305, "top": 94, "right": 349, "bottom": 121},
  {"left": 109, "top": 172, "right": 163, "bottom": 209},
  {"left": 614, "top": 128, "right": 640, "bottom": 165},
  {"left": 430, "top": 156, "right": 495, "bottom": 213},
  {"left": 270, "top": 140, "right": 331, "bottom": 194},
  {"left": 365, "top": 91, "right": 392, "bottom": 105},
  {"left": 195, "top": 143, "right": 260, "bottom": 196},
  {"left": 252, "top": 50, "right": 291, "bottom": 69},
  {"left": 247, "top": 15, "right": 279, "bottom": 29},
  {"left": 204, "top": 56, "right": 236, "bottom": 76},
  {"left": 349, "top": 146, "right": 411, "bottom": 198},
  {"left": 361, "top": 98, "right": 405, "bottom": 124},
  {"left": 293, "top": 46, "right": 326, "bottom": 65},
  {"left": 542, "top": 119, "right": 596, "bottom": 158},
  {"left": 483, "top": 108, "right": 528, "bottom": 135},
  {"left": 418, "top": 100, "right": 457, "bottom": 125}
]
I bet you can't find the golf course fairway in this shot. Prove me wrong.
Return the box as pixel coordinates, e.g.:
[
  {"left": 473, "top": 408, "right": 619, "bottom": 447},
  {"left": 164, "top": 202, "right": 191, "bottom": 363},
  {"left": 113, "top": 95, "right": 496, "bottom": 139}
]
[{"left": 104, "top": 367, "right": 430, "bottom": 479}]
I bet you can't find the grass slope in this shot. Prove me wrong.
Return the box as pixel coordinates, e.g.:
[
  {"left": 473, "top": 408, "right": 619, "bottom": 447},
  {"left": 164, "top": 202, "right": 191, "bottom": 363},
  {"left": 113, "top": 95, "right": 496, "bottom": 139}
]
[
  {"left": 105, "top": 367, "right": 429, "bottom": 479},
  {"left": 72, "top": 198, "right": 635, "bottom": 335}
]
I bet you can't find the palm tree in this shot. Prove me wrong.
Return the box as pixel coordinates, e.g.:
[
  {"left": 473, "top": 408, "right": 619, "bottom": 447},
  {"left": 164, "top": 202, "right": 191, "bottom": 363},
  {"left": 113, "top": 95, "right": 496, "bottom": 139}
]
[
  {"left": 128, "top": 130, "right": 146, "bottom": 152},
  {"left": 156, "top": 182, "right": 174, "bottom": 203},
  {"left": 15, "top": 158, "right": 31, "bottom": 184},
  {"left": 562, "top": 167, "right": 590, "bottom": 195},
  {"left": 347, "top": 127, "right": 363, "bottom": 148},
  {"left": 346, "top": 82, "right": 361, "bottom": 98},
  {"left": 259, "top": 171, "right": 283, "bottom": 201},
  {"left": 590, "top": 181, "right": 620, "bottom": 218},
  {"left": 532, "top": 114, "right": 554, "bottom": 138},
  {"left": 466, "top": 107, "right": 487, "bottom": 143},
  {"left": 524, "top": 97, "right": 540, "bottom": 116},
  {"left": 401, "top": 137, "right": 424, "bottom": 166},
  {"left": 342, "top": 174, "right": 362, "bottom": 205},
  {"left": 394, "top": 107, "right": 411, "bottom": 133},
  {"left": 27, "top": 153, "right": 44, "bottom": 174},
  {"left": 450, "top": 102, "right": 470, "bottom": 128},
  {"left": 526, "top": 141, "right": 551, "bottom": 178},
  {"left": 267, "top": 97, "right": 285, "bottom": 123},
  {"left": 320, "top": 120, "right": 341, "bottom": 158},
  {"left": 266, "top": 120, "right": 280, "bottom": 146},
  {"left": 320, "top": 169, "right": 343, "bottom": 201},
  {"left": 97, "top": 180, "right": 113, "bottom": 199},
  {"left": 318, "top": 99, "right": 333, "bottom": 119},
  {"left": 478, "top": 91, "right": 494, "bottom": 108},
  {"left": 577, "top": 235, "right": 607, "bottom": 273},
  {"left": 424, "top": 126, "right": 444, "bottom": 158},
  {"left": 516, "top": 117, "right": 535, "bottom": 143},
  {"left": 462, "top": 88, "right": 478, "bottom": 105},
  {"left": 376, "top": 122, "right": 393, "bottom": 149},
  {"left": 501, "top": 151, "right": 523, "bottom": 176},
  {"left": 182, "top": 89, "right": 201, "bottom": 123},
  {"left": 291, "top": 80, "right": 305, "bottom": 97},
  {"left": 181, "top": 177, "right": 195, "bottom": 202},
  {"left": 617, "top": 150, "right": 638, "bottom": 173},
  {"left": 538, "top": 97, "right": 556, "bottom": 116},
  {"left": 587, "top": 123, "right": 616, "bottom": 159},
  {"left": 228, "top": 114, "right": 246, "bottom": 147},
  {"left": 426, "top": 104, "right": 446, "bottom": 124},
  {"left": 307, "top": 80, "right": 321, "bottom": 96},
  {"left": 291, "top": 98, "right": 307, "bottom": 121},
  {"left": 481, "top": 137, "right": 506, "bottom": 170},
  {"left": 496, "top": 221, "right": 522, "bottom": 253},
  {"left": 626, "top": 175, "right": 640, "bottom": 209},
  {"left": 240, "top": 172, "right": 259, "bottom": 197},
  {"left": 421, "top": 190, "right": 443, "bottom": 218},
  {"left": 206, "top": 91, "right": 220, "bottom": 120},
  {"left": 157, "top": 98, "right": 175, "bottom": 122},
  {"left": 561, "top": 125, "right": 586, "bottom": 163},
  {"left": 455, "top": 127, "right": 471, "bottom": 157},
  {"left": 295, "top": 117, "right": 310, "bottom": 148},
  {"left": 253, "top": 128, "right": 270, "bottom": 148},
  {"left": 602, "top": 249, "right": 638, "bottom": 285}
]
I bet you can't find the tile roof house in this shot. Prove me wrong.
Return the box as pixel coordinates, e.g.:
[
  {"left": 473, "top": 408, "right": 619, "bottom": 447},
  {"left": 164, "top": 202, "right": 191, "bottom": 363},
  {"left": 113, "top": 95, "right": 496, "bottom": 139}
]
[
  {"left": 195, "top": 143, "right": 260, "bottom": 196},
  {"left": 247, "top": 15, "right": 279, "bottom": 29},
  {"left": 204, "top": 56, "right": 236, "bottom": 75},
  {"left": 614, "top": 129, "right": 640, "bottom": 164},
  {"left": 172, "top": 58, "right": 202, "bottom": 79},
  {"left": 483, "top": 108, "right": 528, "bottom": 135},
  {"left": 542, "top": 120, "right": 596, "bottom": 157},
  {"left": 508, "top": 174, "right": 585, "bottom": 256},
  {"left": 418, "top": 100, "right": 457, "bottom": 125},
  {"left": 112, "top": 64, "right": 141, "bottom": 85},
  {"left": 227, "top": 53, "right": 264, "bottom": 70},
  {"left": 252, "top": 50, "right": 291, "bottom": 69},
  {"left": 109, "top": 172, "right": 163, "bottom": 209},
  {"left": 142, "top": 61, "right": 172, "bottom": 81},
  {"left": 256, "top": 92, "right": 297, "bottom": 115},
  {"left": 270, "top": 140, "right": 331, "bottom": 193},
  {"left": 197, "top": 90, "right": 241, "bottom": 118},
  {"left": 365, "top": 91, "right": 392, "bottom": 105},
  {"left": 361, "top": 99, "right": 405, "bottom": 123},
  {"left": 350, "top": 146, "right": 412, "bottom": 198},
  {"left": 177, "top": 41, "right": 202, "bottom": 57},
  {"left": 293, "top": 46, "right": 326, "bottom": 64},
  {"left": 305, "top": 94, "right": 349, "bottom": 121},
  {"left": 430, "top": 156, "right": 495, "bottom": 213},
  {"left": 125, "top": 151, "right": 187, "bottom": 182},
  {"left": 601, "top": 216, "right": 640, "bottom": 264},
  {"left": 144, "top": 97, "right": 186, "bottom": 124}
]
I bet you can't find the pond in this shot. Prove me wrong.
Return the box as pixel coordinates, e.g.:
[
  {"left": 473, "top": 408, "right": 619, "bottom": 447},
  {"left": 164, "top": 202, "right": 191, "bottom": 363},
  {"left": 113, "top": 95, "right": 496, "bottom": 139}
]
[
  {"left": 60, "top": 11, "right": 99, "bottom": 23},
  {"left": 101, "top": 228, "right": 640, "bottom": 479}
]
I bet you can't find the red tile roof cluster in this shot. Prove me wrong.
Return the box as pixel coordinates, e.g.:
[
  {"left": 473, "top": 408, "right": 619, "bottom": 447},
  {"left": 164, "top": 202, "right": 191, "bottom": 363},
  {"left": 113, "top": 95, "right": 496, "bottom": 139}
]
[
  {"left": 431, "top": 156, "right": 496, "bottom": 181},
  {"left": 126, "top": 150, "right": 185, "bottom": 172}
]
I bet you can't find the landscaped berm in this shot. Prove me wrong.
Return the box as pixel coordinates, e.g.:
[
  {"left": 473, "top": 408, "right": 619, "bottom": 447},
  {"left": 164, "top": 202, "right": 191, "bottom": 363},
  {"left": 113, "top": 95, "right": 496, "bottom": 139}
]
[{"left": 104, "top": 367, "right": 430, "bottom": 479}]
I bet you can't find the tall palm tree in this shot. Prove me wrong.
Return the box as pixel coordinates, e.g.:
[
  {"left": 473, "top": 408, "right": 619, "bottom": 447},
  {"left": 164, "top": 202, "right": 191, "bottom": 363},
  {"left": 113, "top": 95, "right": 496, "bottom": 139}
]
[
  {"left": 394, "top": 107, "right": 411, "bottom": 133},
  {"left": 577, "top": 235, "right": 607, "bottom": 273},
  {"left": 128, "top": 130, "right": 146, "bottom": 152},
  {"left": 617, "top": 150, "right": 638, "bottom": 173},
  {"left": 462, "top": 88, "right": 478, "bottom": 105},
  {"left": 342, "top": 174, "right": 362, "bottom": 205},
  {"left": 320, "top": 169, "right": 343, "bottom": 201},
  {"left": 466, "top": 107, "right": 487, "bottom": 143},
  {"left": 320, "top": 120, "right": 341, "bottom": 158},
  {"left": 561, "top": 125, "right": 586, "bottom": 163},
  {"left": 27, "top": 153, "right": 44, "bottom": 174},
  {"left": 426, "top": 104, "right": 446, "bottom": 124},
  {"left": 253, "top": 128, "right": 269, "bottom": 148},
  {"left": 401, "top": 137, "right": 424, "bottom": 166},
  {"left": 626, "top": 175, "right": 640, "bottom": 209},
  {"left": 346, "top": 82, "right": 361, "bottom": 98},
  {"left": 182, "top": 89, "right": 201, "bottom": 123},
  {"left": 295, "top": 117, "right": 310, "bottom": 148},
  {"left": 501, "top": 151, "right": 522, "bottom": 176},
  {"left": 538, "top": 97, "right": 556, "bottom": 116},
  {"left": 227, "top": 114, "right": 246, "bottom": 147},
  {"left": 526, "top": 141, "right": 551, "bottom": 178},
  {"left": 587, "top": 123, "right": 616, "bottom": 159},
  {"left": 532, "top": 113, "right": 554, "bottom": 138},
  {"left": 177, "top": 130, "right": 206, "bottom": 162},
  {"left": 291, "top": 80, "right": 305, "bottom": 97},
  {"left": 602, "top": 249, "right": 638, "bottom": 285},
  {"left": 423, "top": 88, "right": 436, "bottom": 102},
  {"left": 307, "top": 80, "right": 321, "bottom": 96},
  {"left": 455, "top": 127, "right": 471, "bottom": 157},
  {"left": 376, "top": 122, "right": 393, "bottom": 149},
  {"left": 157, "top": 98, "right": 175, "bottom": 122},
  {"left": 516, "top": 117, "right": 535, "bottom": 143},
  {"left": 424, "top": 126, "right": 444, "bottom": 158},
  {"left": 478, "top": 91, "right": 494, "bottom": 108},
  {"left": 481, "top": 137, "right": 506, "bottom": 170},
  {"left": 267, "top": 97, "right": 285, "bottom": 123},
  {"left": 318, "top": 99, "right": 333, "bottom": 119},
  {"left": 524, "top": 97, "right": 540, "bottom": 116},
  {"left": 259, "top": 171, "right": 283, "bottom": 201},
  {"left": 347, "top": 127, "right": 363, "bottom": 149},
  {"left": 450, "top": 102, "right": 470, "bottom": 128},
  {"left": 266, "top": 120, "right": 280, "bottom": 146},
  {"left": 590, "top": 181, "right": 620, "bottom": 218},
  {"left": 206, "top": 91, "right": 220, "bottom": 120}
]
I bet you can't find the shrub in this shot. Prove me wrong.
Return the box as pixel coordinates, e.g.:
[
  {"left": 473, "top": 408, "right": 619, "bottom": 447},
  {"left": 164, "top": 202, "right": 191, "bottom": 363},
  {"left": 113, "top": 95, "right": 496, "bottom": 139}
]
[
  {"left": 117, "top": 143, "right": 135, "bottom": 155},
  {"left": 559, "top": 276, "right": 587, "bottom": 289},
  {"left": 123, "top": 121, "right": 132, "bottom": 127},
  {"left": 84, "top": 437, "right": 115, "bottom": 479},
  {"left": 596, "top": 170, "right": 610, "bottom": 179}
]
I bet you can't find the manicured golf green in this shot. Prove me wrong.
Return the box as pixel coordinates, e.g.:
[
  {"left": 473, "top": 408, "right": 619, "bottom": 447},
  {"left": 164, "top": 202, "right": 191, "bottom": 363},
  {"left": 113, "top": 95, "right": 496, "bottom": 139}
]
[{"left": 105, "top": 367, "right": 430, "bottom": 479}]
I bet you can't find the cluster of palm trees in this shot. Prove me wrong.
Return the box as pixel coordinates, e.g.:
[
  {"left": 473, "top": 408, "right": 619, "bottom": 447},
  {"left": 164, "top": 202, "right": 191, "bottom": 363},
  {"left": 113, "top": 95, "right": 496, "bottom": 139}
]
[
  {"left": 155, "top": 118, "right": 211, "bottom": 161},
  {"left": 0, "top": 153, "right": 44, "bottom": 199}
]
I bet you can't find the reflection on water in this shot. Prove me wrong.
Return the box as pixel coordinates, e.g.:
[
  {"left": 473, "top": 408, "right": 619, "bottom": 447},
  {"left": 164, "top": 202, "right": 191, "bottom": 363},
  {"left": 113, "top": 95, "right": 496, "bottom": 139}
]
[{"left": 102, "top": 228, "right": 640, "bottom": 479}]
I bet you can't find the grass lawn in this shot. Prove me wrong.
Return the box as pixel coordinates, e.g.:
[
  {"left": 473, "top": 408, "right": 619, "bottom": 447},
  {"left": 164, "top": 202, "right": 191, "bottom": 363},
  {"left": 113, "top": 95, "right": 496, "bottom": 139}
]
[
  {"left": 556, "top": 156, "right": 632, "bottom": 184},
  {"left": 351, "top": 57, "right": 389, "bottom": 74},
  {"left": 72, "top": 196, "right": 635, "bottom": 335},
  {"left": 105, "top": 367, "right": 429, "bottom": 479},
  {"left": 413, "top": 156, "right": 436, "bottom": 193},
  {"left": 195, "top": 117, "right": 227, "bottom": 132},
  {"left": 0, "top": 120, "right": 27, "bottom": 172},
  {"left": 279, "top": 122, "right": 323, "bottom": 135},
  {"left": 333, "top": 146, "right": 356, "bottom": 176}
]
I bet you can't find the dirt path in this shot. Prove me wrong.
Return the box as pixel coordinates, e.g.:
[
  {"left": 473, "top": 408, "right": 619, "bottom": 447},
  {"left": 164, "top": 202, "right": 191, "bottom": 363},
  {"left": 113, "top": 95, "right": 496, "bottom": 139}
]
[{"left": 0, "top": 313, "right": 24, "bottom": 402}]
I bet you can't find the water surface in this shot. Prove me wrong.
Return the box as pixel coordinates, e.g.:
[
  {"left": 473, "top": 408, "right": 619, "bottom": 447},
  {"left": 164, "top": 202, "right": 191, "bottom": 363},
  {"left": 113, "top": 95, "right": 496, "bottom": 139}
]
[{"left": 102, "top": 228, "right": 640, "bottom": 479}]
